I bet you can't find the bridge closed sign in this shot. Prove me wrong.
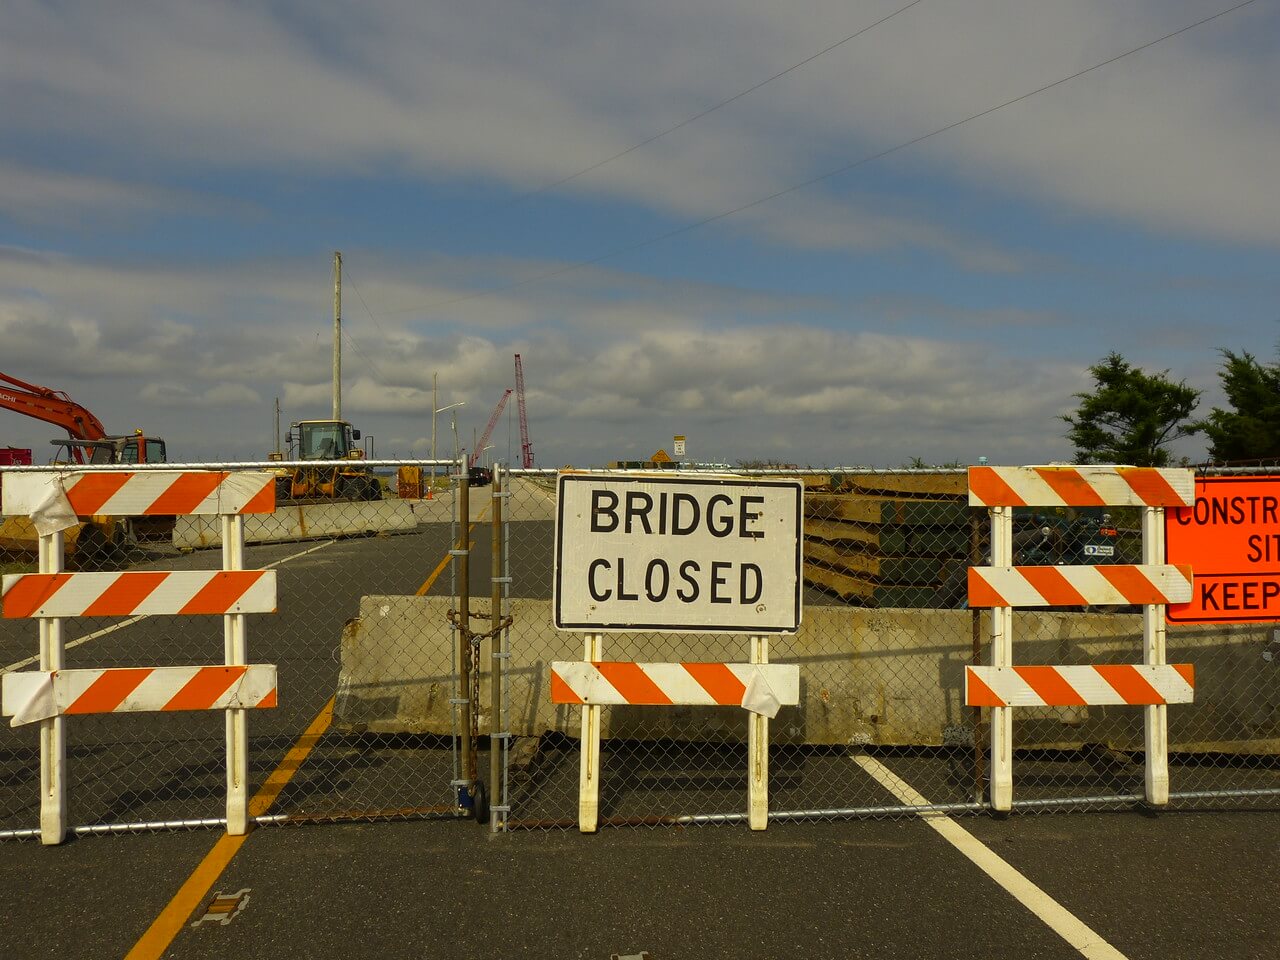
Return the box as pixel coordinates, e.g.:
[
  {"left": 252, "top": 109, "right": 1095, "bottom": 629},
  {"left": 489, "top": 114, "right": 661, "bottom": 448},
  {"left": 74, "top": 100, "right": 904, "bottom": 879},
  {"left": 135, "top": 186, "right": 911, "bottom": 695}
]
[
  {"left": 1166, "top": 475, "right": 1280, "bottom": 623},
  {"left": 553, "top": 473, "right": 803, "bottom": 633}
]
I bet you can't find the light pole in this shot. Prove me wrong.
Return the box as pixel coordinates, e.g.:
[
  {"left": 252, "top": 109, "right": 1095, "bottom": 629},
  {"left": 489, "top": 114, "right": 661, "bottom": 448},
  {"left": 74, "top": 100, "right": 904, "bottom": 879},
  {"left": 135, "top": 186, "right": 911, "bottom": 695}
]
[{"left": 433, "top": 400, "right": 465, "bottom": 485}]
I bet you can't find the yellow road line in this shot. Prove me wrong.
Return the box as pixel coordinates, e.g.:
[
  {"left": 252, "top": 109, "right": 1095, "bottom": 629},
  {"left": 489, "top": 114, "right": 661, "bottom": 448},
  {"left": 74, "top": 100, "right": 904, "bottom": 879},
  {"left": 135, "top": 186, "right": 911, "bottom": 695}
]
[
  {"left": 127, "top": 522, "right": 474, "bottom": 959},
  {"left": 416, "top": 507, "right": 488, "bottom": 596}
]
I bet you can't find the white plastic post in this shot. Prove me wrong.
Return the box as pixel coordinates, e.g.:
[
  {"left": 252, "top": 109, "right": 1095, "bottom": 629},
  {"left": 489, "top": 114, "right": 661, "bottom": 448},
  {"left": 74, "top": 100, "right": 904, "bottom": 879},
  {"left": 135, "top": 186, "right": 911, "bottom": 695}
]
[
  {"left": 747, "top": 634, "right": 769, "bottom": 830},
  {"left": 37, "top": 530, "right": 67, "bottom": 845},
  {"left": 1143, "top": 505, "right": 1170, "bottom": 805},
  {"left": 223, "top": 514, "right": 249, "bottom": 835},
  {"left": 578, "top": 632, "right": 603, "bottom": 833},
  {"left": 989, "top": 505, "right": 1014, "bottom": 812}
]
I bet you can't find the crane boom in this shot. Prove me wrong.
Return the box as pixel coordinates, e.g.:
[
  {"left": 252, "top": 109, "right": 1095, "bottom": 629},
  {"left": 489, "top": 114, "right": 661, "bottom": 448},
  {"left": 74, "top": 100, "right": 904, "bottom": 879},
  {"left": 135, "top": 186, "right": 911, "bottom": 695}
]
[
  {"left": 0, "top": 370, "right": 165, "bottom": 465},
  {"left": 0, "top": 371, "right": 108, "bottom": 463},
  {"left": 468, "top": 388, "right": 512, "bottom": 468},
  {"left": 514, "top": 353, "right": 534, "bottom": 469}
]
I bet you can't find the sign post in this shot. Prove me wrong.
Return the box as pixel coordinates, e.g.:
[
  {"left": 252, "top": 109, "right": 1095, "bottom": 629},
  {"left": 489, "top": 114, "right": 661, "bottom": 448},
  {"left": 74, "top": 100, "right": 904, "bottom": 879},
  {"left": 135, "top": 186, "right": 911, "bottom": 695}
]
[{"left": 552, "top": 472, "right": 803, "bottom": 831}]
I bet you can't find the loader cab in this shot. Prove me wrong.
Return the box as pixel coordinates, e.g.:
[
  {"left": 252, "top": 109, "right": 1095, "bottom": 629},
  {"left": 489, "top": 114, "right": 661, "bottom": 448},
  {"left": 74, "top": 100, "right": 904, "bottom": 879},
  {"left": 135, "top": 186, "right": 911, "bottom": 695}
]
[
  {"left": 51, "top": 434, "right": 168, "bottom": 465},
  {"left": 289, "top": 420, "right": 363, "bottom": 461}
]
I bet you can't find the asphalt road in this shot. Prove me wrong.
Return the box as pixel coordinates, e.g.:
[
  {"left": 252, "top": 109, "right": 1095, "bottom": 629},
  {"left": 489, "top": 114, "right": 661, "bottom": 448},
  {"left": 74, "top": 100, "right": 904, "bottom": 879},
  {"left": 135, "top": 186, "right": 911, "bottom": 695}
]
[{"left": 3, "top": 480, "right": 1279, "bottom": 959}]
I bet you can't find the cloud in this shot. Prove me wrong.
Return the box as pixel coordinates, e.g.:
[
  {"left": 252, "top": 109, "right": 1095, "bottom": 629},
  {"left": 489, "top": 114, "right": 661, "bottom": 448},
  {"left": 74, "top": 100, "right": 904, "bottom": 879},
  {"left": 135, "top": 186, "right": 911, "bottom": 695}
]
[{"left": 4, "top": 1, "right": 1273, "bottom": 253}]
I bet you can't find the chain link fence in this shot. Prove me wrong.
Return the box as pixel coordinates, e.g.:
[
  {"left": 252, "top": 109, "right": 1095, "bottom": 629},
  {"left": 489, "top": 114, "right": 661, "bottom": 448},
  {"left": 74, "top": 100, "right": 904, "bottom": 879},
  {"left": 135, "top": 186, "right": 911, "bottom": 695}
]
[
  {"left": 4, "top": 460, "right": 1278, "bottom": 841},
  {"left": 0, "top": 459, "right": 470, "bottom": 839},
  {"left": 498, "top": 465, "right": 1280, "bottom": 830}
]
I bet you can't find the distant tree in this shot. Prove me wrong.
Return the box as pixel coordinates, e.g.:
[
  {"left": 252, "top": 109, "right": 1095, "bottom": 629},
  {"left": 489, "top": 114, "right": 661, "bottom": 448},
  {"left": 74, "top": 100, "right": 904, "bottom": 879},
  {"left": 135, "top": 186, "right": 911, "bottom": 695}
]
[
  {"left": 1194, "top": 349, "right": 1280, "bottom": 461},
  {"left": 1062, "top": 353, "right": 1199, "bottom": 466}
]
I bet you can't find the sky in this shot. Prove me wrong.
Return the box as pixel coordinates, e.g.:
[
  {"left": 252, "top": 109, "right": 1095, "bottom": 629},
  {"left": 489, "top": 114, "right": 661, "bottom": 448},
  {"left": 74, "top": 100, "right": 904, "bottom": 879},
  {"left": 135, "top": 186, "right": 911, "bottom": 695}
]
[{"left": 1, "top": 0, "right": 1277, "bottom": 469}]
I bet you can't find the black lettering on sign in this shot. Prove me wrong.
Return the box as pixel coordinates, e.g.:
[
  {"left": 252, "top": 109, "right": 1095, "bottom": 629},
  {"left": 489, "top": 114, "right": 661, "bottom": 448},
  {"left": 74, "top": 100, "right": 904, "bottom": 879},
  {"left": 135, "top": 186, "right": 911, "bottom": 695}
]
[
  {"left": 677, "top": 560, "right": 700, "bottom": 602},
  {"left": 739, "top": 496, "right": 764, "bottom": 539},
  {"left": 707, "top": 495, "right": 734, "bottom": 537},
  {"left": 645, "top": 559, "right": 670, "bottom": 602},
  {"left": 588, "top": 559, "right": 611, "bottom": 601},
  {"left": 616, "top": 559, "right": 638, "bottom": 601},
  {"left": 625, "top": 492, "right": 654, "bottom": 534},
  {"left": 672, "top": 494, "right": 700, "bottom": 535},
  {"left": 591, "top": 491, "right": 619, "bottom": 533},
  {"left": 710, "top": 561, "right": 732, "bottom": 602},
  {"left": 740, "top": 563, "right": 762, "bottom": 603}
]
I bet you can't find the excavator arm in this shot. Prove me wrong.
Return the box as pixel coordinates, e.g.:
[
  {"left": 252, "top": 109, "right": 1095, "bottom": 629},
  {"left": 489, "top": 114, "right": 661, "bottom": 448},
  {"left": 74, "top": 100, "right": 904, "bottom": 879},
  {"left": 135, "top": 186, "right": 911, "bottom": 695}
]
[{"left": 0, "top": 372, "right": 108, "bottom": 461}]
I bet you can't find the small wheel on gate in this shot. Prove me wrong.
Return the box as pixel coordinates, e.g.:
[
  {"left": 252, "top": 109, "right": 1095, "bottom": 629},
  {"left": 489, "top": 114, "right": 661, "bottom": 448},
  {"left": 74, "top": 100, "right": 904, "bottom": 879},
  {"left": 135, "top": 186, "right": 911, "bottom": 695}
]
[{"left": 471, "top": 780, "right": 489, "bottom": 824}]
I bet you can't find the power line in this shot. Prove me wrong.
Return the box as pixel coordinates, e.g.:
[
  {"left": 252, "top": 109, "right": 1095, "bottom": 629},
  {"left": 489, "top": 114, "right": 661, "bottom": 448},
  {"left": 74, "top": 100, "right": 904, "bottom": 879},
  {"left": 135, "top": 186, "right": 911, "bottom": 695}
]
[
  {"left": 387, "top": 0, "right": 1258, "bottom": 318},
  {"left": 485, "top": 0, "right": 925, "bottom": 210}
]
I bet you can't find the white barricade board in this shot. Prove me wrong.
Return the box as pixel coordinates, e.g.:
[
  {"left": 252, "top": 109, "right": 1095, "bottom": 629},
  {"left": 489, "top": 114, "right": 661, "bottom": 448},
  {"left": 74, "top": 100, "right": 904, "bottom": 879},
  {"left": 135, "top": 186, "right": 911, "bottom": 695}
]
[{"left": 553, "top": 472, "right": 803, "bottom": 633}]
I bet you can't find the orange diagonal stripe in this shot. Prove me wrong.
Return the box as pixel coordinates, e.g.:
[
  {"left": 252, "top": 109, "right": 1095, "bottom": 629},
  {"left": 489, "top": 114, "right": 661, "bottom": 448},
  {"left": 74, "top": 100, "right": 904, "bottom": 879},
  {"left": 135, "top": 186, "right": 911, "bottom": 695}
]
[
  {"left": 1014, "top": 665, "right": 1088, "bottom": 706},
  {"left": 178, "top": 572, "right": 263, "bottom": 615},
  {"left": 550, "top": 670, "right": 582, "bottom": 704},
  {"left": 968, "top": 467, "right": 1025, "bottom": 506},
  {"left": 965, "top": 669, "right": 1006, "bottom": 707},
  {"left": 144, "top": 472, "right": 228, "bottom": 515},
  {"left": 241, "top": 478, "right": 277, "bottom": 514},
  {"left": 1019, "top": 566, "right": 1089, "bottom": 606},
  {"left": 1116, "top": 467, "right": 1188, "bottom": 506},
  {"left": 256, "top": 688, "right": 278, "bottom": 709},
  {"left": 164, "top": 666, "right": 246, "bottom": 711},
  {"left": 1093, "top": 664, "right": 1164, "bottom": 705},
  {"left": 67, "top": 668, "right": 153, "bottom": 714},
  {"left": 1172, "top": 663, "right": 1195, "bottom": 688},
  {"left": 83, "top": 572, "right": 170, "bottom": 617},
  {"left": 1034, "top": 468, "right": 1107, "bottom": 507},
  {"left": 682, "top": 662, "right": 748, "bottom": 705},
  {"left": 967, "top": 568, "right": 1008, "bottom": 607},
  {"left": 595, "top": 662, "right": 673, "bottom": 705},
  {"left": 65, "top": 472, "right": 133, "bottom": 514},
  {"left": 1097, "top": 565, "right": 1167, "bottom": 604},
  {"left": 2, "top": 573, "right": 75, "bottom": 618}
]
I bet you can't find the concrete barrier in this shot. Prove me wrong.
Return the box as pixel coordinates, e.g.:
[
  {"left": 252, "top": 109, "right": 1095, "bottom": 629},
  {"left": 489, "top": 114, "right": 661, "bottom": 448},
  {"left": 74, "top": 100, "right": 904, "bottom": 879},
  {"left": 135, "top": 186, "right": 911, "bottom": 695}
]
[
  {"left": 334, "top": 595, "right": 1280, "bottom": 752},
  {"left": 174, "top": 499, "right": 429, "bottom": 549}
]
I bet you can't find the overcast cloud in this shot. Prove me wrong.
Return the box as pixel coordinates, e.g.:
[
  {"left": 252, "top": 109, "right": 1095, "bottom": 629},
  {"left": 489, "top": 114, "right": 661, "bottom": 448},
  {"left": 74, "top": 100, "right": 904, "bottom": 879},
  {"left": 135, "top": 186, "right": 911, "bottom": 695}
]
[{"left": 1, "top": 1, "right": 1275, "bottom": 467}]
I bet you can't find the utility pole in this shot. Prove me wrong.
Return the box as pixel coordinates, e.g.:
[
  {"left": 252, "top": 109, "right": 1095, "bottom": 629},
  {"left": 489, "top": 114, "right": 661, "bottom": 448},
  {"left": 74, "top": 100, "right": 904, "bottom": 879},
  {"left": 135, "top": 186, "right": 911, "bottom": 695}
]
[
  {"left": 274, "top": 397, "right": 281, "bottom": 457},
  {"left": 431, "top": 371, "right": 438, "bottom": 485},
  {"left": 332, "top": 250, "right": 342, "bottom": 421}
]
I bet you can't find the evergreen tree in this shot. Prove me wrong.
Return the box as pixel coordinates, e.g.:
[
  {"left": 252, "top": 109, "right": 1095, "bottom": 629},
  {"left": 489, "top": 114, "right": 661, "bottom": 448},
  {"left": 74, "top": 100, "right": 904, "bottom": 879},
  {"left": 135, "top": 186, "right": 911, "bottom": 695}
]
[
  {"left": 1062, "top": 353, "right": 1199, "bottom": 466},
  {"left": 1195, "top": 349, "right": 1280, "bottom": 461}
]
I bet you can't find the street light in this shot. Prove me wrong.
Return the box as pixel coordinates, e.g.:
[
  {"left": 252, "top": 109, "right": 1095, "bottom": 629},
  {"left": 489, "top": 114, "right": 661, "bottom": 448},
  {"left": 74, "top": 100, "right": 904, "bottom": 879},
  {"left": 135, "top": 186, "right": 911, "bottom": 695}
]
[{"left": 432, "top": 400, "right": 465, "bottom": 484}]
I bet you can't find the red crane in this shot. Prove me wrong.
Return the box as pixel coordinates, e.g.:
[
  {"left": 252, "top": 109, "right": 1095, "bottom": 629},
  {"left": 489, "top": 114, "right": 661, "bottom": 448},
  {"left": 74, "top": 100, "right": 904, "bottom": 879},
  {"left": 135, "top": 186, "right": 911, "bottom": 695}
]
[
  {"left": 514, "top": 353, "right": 534, "bottom": 469},
  {"left": 468, "top": 388, "right": 512, "bottom": 468}
]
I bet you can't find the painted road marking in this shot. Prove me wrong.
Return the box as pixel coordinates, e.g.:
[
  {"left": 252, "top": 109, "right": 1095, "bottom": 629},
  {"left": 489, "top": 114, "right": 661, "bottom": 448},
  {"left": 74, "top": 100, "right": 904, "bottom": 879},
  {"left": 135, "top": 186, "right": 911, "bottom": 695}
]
[
  {"left": 1, "top": 539, "right": 337, "bottom": 674},
  {"left": 852, "top": 754, "right": 1129, "bottom": 960},
  {"left": 190, "top": 888, "right": 250, "bottom": 927},
  {"left": 416, "top": 508, "right": 488, "bottom": 596},
  {"left": 126, "top": 532, "right": 460, "bottom": 960}
]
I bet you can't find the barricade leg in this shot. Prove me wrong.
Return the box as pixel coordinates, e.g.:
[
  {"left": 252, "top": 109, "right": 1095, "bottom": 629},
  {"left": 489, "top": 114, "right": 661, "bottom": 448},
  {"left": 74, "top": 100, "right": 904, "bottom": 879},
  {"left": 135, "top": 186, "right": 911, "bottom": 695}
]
[
  {"left": 1143, "top": 506, "right": 1170, "bottom": 805},
  {"left": 38, "top": 531, "right": 67, "bottom": 845},
  {"left": 989, "top": 506, "right": 1014, "bottom": 812},
  {"left": 747, "top": 634, "right": 769, "bottom": 830},
  {"left": 223, "top": 515, "right": 249, "bottom": 835},
  {"left": 579, "top": 633, "right": 603, "bottom": 833}
]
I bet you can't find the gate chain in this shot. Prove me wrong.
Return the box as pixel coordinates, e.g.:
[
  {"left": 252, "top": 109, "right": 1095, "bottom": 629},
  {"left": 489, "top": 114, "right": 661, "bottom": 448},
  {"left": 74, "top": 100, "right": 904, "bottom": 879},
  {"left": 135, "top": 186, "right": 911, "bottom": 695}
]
[{"left": 446, "top": 608, "right": 515, "bottom": 772}]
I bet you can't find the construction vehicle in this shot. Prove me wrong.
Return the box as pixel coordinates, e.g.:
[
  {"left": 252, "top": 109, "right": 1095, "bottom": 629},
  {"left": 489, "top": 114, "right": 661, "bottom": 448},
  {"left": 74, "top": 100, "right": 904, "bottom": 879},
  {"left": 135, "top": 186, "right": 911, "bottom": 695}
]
[
  {"left": 0, "top": 371, "right": 171, "bottom": 561},
  {"left": 278, "top": 419, "right": 382, "bottom": 501}
]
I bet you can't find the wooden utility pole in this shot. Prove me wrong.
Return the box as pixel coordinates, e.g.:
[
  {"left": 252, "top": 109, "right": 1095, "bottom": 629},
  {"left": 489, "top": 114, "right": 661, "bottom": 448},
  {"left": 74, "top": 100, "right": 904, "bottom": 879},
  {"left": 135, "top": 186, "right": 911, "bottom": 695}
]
[{"left": 332, "top": 250, "right": 342, "bottom": 421}]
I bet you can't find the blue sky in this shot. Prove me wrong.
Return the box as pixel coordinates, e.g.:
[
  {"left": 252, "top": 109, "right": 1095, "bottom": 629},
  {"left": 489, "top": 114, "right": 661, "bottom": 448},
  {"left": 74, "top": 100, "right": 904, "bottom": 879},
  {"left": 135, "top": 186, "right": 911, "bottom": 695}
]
[{"left": 1, "top": 0, "right": 1276, "bottom": 467}]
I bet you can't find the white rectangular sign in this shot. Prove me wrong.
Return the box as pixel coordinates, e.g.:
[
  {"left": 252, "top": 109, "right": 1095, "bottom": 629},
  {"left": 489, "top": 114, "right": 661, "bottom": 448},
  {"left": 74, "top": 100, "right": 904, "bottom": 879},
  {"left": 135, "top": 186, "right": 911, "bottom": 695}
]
[{"left": 554, "top": 472, "right": 803, "bottom": 633}]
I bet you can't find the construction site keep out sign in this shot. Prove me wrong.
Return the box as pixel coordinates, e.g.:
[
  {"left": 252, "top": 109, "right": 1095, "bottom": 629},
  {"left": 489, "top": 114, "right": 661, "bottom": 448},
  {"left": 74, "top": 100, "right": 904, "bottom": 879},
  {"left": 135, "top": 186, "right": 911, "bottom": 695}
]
[
  {"left": 553, "top": 472, "right": 803, "bottom": 633},
  {"left": 1166, "top": 475, "right": 1280, "bottom": 623}
]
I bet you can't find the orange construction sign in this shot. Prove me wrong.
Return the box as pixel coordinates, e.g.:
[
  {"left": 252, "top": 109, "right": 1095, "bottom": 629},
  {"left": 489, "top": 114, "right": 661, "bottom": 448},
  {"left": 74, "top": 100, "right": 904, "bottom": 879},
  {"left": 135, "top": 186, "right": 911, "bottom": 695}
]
[{"left": 1165, "top": 476, "right": 1280, "bottom": 623}]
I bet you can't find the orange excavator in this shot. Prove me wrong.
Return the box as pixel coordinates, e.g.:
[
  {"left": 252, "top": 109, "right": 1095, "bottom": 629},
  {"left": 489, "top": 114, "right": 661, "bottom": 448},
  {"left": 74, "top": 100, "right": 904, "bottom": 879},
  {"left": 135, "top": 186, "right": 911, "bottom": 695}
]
[
  {"left": 0, "top": 370, "right": 167, "bottom": 465},
  {"left": 0, "top": 371, "right": 170, "bottom": 560}
]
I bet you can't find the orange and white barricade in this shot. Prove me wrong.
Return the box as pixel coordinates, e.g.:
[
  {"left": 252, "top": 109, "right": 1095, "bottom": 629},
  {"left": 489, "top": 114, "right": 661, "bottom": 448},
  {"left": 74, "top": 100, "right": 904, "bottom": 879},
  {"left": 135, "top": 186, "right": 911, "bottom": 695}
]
[
  {"left": 551, "top": 648, "right": 800, "bottom": 832},
  {"left": 966, "top": 465, "right": 1196, "bottom": 810},
  {"left": 0, "top": 470, "right": 277, "bottom": 844}
]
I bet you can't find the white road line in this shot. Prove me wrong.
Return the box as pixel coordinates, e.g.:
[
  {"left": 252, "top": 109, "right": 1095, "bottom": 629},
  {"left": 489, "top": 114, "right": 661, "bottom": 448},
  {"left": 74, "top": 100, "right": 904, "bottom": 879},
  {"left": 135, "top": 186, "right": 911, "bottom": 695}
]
[
  {"left": 852, "top": 754, "right": 1129, "bottom": 960},
  {"left": 1, "top": 539, "right": 338, "bottom": 674}
]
